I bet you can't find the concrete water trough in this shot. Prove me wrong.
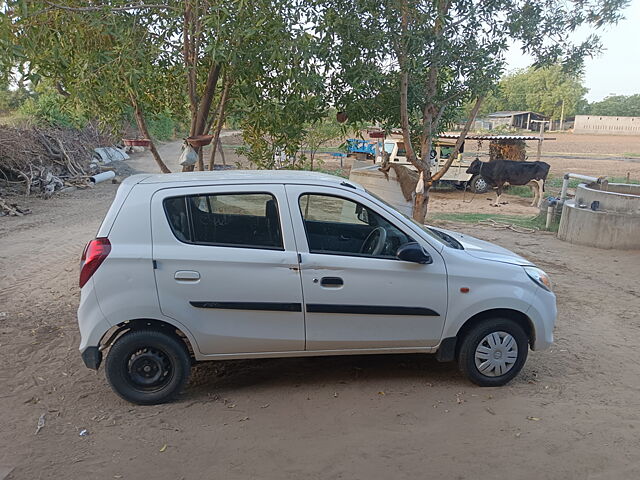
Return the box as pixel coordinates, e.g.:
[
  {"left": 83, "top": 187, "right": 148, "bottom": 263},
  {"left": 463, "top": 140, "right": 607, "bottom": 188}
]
[{"left": 558, "top": 181, "right": 640, "bottom": 250}]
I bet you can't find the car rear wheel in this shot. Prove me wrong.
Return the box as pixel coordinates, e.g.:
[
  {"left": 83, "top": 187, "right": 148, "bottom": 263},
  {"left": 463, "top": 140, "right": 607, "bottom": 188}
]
[
  {"left": 105, "top": 329, "right": 191, "bottom": 405},
  {"left": 458, "top": 318, "right": 528, "bottom": 387}
]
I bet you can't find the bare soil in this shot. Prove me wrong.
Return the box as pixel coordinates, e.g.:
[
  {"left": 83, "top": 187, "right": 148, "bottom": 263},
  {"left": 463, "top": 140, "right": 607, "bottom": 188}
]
[{"left": 1, "top": 134, "right": 640, "bottom": 479}]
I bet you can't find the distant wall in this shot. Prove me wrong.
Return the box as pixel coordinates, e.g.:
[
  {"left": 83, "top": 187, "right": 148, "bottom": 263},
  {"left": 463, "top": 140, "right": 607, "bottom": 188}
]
[{"left": 574, "top": 115, "right": 640, "bottom": 136}]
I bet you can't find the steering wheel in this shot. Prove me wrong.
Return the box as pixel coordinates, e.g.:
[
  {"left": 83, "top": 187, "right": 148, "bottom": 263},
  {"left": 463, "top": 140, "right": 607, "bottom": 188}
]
[{"left": 360, "top": 226, "right": 387, "bottom": 256}]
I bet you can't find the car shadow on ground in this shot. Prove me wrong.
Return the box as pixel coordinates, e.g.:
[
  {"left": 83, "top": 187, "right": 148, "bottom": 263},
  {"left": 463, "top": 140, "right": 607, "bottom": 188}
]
[{"left": 185, "top": 353, "right": 466, "bottom": 397}]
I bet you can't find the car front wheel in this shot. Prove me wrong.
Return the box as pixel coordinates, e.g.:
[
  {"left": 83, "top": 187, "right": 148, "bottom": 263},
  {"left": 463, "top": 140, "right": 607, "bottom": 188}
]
[
  {"left": 458, "top": 318, "right": 528, "bottom": 387},
  {"left": 105, "top": 329, "right": 191, "bottom": 405}
]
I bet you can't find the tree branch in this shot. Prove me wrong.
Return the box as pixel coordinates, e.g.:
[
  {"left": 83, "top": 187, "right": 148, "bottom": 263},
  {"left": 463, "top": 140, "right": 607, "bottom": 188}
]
[
  {"left": 398, "top": 1, "right": 426, "bottom": 172},
  {"left": 209, "top": 76, "right": 233, "bottom": 170},
  {"left": 194, "top": 62, "right": 222, "bottom": 135},
  {"left": 431, "top": 96, "right": 484, "bottom": 182},
  {"left": 129, "top": 91, "right": 171, "bottom": 174}
]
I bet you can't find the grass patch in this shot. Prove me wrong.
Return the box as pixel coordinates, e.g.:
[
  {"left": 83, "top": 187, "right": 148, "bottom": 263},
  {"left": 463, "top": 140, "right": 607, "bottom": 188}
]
[
  {"left": 431, "top": 212, "right": 555, "bottom": 231},
  {"left": 623, "top": 152, "right": 640, "bottom": 158},
  {"left": 504, "top": 185, "right": 533, "bottom": 198},
  {"left": 609, "top": 176, "right": 640, "bottom": 184},
  {"left": 546, "top": 175, "right": 639, "bottom": 190}
]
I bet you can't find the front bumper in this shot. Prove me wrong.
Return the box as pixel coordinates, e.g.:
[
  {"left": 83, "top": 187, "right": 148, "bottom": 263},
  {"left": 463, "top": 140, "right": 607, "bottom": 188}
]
[{"left": 527, "top": 287, "right": 557, "bottom": 350}]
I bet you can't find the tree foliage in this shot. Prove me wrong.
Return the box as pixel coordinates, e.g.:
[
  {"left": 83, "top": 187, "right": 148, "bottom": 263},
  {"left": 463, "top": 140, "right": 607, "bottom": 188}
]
[
  {"left": 314, "top": 0, "right": 628, "bottom": 221},
  {"left": 3, "top": 0, "right": 328, "bottom": 172},
  {"left": 583, "top": 94, "right": 640, "bottom": 117},
  {"left": 481, "top": 66, "right": 588, "bottom": 120},
  {"left": 2, "top": 0, "right": 631, "bottom": 197}
]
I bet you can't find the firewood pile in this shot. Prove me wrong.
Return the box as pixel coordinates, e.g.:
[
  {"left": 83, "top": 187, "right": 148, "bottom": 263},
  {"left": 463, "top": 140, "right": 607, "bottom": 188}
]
[
  {"left": 0, "top": 125, "right": 112, "bottom": 198},
  {"left": 0, "top": 198, "right": 31, "bottom": 217}
]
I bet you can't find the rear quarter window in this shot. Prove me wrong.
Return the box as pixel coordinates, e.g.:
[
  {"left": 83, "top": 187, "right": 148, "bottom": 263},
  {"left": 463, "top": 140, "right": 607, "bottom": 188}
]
[{"left": 163, "top": 193, "right": 283, "bottom": 249}]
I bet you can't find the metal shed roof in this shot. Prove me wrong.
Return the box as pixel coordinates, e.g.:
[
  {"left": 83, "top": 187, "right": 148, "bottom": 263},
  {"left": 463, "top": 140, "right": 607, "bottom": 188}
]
[
  {"left": 487, "top": 111, "right": 542, "bottom": 117},
  {"left": 439, "top": 134, "right": 554, "bottom": 141}
]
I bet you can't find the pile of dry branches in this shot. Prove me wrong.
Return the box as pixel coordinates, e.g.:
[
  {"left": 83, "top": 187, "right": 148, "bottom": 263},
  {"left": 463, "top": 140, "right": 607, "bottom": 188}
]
[{"left": 0, "top": 125, "right": 111, "bottom": 197}]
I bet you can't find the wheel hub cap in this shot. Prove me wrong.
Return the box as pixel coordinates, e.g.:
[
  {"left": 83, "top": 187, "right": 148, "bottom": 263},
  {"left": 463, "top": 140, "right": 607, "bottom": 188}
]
[
  {"left": 474, "top": 331, "right": 518, "bottom": 377},
  {"left": 128, "top": 349, "right": 171, "bottom": 388}
]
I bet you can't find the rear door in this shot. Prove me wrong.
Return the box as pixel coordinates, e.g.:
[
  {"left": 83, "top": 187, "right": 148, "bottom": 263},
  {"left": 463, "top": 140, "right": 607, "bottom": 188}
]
[
  {"left": 151, "top": 184, "right": 304, "bottom": 355},
  {"left": 286, "top": 185, "right": 448, "bottom": 350}
]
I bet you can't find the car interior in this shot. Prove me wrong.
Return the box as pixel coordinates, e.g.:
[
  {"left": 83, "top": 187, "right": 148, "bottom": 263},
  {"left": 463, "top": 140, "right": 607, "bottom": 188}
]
[
  {"left": 298, "top": 194, "right": 413, "bottom": 257},
  {"left": 164, "top": 194, "right": 283, "bottom": 249}
]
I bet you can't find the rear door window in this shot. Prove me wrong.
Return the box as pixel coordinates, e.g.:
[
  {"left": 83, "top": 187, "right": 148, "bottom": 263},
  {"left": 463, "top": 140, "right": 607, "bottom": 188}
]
[{"left": 164, "top": 193, "right": 283, "bottom": 249}]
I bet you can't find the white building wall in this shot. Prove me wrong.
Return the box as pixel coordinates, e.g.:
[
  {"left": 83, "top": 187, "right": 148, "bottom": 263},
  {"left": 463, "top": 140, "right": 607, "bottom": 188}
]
[{"left": 574, "top": 115, "right": 640, "bottom": 135}]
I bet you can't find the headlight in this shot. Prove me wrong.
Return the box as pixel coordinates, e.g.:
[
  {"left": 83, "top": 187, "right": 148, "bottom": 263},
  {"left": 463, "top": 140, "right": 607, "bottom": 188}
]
[{"left": 524, "top": 266, "right": 552, "bottom": 292}]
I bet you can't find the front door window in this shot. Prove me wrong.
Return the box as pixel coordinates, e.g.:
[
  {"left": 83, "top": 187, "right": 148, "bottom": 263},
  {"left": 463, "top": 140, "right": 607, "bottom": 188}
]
[{"left": 298, "top": 194, "right": 413, "bottom": 258}]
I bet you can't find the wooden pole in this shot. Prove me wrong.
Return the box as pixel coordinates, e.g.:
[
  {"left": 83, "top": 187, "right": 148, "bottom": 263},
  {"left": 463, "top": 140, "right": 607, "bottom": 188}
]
[{"left": 537, "top": 121, "right": 544, "bottom": 162}]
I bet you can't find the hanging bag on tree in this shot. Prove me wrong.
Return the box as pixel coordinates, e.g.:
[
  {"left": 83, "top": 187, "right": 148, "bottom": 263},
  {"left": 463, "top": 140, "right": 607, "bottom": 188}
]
[{"left": 178, "top": 142, "right": 198, "bottom": 166}]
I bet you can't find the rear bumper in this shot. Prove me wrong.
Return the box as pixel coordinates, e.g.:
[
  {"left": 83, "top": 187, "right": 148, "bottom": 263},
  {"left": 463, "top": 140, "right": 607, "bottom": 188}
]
[
  {"left": 82, "top": 347, "right": 103, "bottom": 370},
  {"left": 78, "top": 278, "right": 112, "bottom": 355}
]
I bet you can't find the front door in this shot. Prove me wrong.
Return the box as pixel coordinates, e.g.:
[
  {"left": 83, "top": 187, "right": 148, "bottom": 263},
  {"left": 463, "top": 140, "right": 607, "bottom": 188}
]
[
  {"left": 151, "top": 185, "right": 304, "bottom": 355},
  {"left": 285, "top": 186, "right": 448, "bottom": 351}
]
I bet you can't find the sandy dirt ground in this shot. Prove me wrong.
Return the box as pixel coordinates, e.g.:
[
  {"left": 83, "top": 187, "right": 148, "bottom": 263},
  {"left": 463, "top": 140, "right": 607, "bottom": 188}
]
[{"left": 1, "top": 134, "right": 640, "bottom": 479}]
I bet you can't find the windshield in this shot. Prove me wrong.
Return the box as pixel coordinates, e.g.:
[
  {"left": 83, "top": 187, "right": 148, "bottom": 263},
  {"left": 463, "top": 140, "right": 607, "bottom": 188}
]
[
  {"left": 365, "top": 189, "right": 450, "bottom": 247},
  {"left": 383, "top": 142, "right": 394, "bottom": 154}
]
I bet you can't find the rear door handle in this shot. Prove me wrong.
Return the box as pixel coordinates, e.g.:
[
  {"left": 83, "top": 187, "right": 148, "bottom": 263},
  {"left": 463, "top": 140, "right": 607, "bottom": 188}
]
[
  {"left": 320, "top": 277, "right": 343, "bottom": 287},
  {"left": 174, "top": 270, "right": 201, "bottom": 282}
]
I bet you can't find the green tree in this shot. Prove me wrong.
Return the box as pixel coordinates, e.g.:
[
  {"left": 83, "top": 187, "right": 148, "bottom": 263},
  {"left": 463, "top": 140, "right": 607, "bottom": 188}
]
[
  {"left": 482, "top": 66, "right": 588, "bottom": 120},
  {"left": 302, "top": 112, "right": 345, "bottom": 170},
  {"left": 3, "top": 0, "right": 326, "bottom": 173},
  {"left": 315, "top": 0, "right": 628, "bottom": 222},
  {"left": 585, "top": 94, "right": 640, "bottom": 116}
]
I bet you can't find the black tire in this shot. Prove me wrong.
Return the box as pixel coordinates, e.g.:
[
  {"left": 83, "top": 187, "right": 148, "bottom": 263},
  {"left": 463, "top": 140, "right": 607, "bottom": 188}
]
[
  {"left": 105, "top": 329, "right": 191, "bottom": 405},
  {"left": 458, "top": 318, "right": 528, "bottom": 387},
  {"left": 469, "top": 175, "right": 489, "bottom": 194}
]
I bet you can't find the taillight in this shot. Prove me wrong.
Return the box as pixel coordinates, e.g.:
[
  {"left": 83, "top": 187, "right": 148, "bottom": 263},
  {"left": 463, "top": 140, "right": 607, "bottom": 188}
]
[{"left": 79, "top": 238, "right": 111, "bottom": 288}]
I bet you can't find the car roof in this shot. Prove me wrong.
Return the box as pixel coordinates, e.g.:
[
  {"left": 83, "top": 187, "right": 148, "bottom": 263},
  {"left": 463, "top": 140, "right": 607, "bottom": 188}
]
[{"left": 134, "top": 170, "right": 364, "bottom": 189}]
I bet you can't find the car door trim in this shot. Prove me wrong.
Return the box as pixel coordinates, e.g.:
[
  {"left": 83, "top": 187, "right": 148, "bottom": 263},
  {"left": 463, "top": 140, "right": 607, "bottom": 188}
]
[
  {"left": 306, "top": 304, "right": 439, "bottom": 316},
  {"left": 190, "top": 301, "right": 302, "bottom": 312}
]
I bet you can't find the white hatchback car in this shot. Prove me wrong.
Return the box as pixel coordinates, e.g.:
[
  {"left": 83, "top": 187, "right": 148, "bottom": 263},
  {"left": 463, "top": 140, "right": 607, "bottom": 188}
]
[{"left": 78, "top": 171, "right": 556, "bottom": 404}]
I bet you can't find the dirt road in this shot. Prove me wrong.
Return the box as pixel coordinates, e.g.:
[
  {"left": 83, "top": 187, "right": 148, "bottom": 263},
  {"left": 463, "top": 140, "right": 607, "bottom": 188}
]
[{"left": 1, "top": 141, "right": 640, "bottom": 479}]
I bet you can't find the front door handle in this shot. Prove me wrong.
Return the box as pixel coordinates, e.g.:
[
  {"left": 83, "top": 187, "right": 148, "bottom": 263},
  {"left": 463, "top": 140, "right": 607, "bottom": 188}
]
[
  {"left": 320, "top": 277, "right": 343, "bottom": 287},
  {"left": 175, "top": 270, "right": 201, "bottom": 282}
]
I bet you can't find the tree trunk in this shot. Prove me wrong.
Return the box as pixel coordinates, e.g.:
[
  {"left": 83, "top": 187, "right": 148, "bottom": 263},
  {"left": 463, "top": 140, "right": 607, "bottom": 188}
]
[
  {"left": 182, "top": 0, "right": 199, "bottom": 172},
  {"left": 194, "top": 62, "right": 222, "bottom": 135},
  {"left": 412, "top": 96, "right": 484, "bottom": 223},
  {"left": 196, "top": 147, "right": 204, "bottom": 171},
  {"left": 218, "top": 139, "right": 227, "bottom": 166},
  {"left": 208, "top": 77, "right": 232, "bottom": 170},
  {"left": 129, "top": 92, "right": 171, "bottom": 174}
]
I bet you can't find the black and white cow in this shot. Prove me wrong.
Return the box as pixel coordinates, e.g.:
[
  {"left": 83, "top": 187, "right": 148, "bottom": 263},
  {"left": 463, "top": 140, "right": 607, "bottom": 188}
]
[{"left": 466, "top": 159, "right": 551, "bottom": 207}]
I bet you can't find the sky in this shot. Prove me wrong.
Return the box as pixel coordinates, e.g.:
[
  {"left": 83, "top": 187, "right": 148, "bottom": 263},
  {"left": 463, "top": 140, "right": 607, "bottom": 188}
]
[{"left": 505, "top": 0, "right": 640, "bottom": 102}]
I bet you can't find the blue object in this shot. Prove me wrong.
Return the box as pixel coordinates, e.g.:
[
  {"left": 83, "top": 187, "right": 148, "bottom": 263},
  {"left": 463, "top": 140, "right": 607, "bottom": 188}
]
[{"left": 346, "top": 138, "right": 377, "bottom": 156}]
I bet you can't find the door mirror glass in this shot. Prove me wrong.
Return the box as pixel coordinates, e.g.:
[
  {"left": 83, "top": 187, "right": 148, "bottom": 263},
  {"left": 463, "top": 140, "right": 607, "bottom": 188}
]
[{"left": 396, "top": 242, "right": 432, "bottom": 264}]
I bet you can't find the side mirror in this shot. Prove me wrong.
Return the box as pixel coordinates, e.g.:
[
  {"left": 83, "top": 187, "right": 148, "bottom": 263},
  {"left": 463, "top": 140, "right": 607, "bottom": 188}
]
[
  {"left": 355, "top": 204, "right": 369, "bottom": 224},
  {"left": 397, "top": 242, "right": 432, "bottom": 264}
]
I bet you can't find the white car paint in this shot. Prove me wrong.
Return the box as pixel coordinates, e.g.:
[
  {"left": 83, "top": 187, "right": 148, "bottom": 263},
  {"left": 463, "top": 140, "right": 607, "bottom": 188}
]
[{"left": 78, "top": 171, "right": 556, "bottom": 366}]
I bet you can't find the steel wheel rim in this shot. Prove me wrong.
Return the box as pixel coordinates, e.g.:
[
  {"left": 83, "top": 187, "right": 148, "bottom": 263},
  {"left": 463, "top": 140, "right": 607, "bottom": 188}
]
[
  {"left": 474, "top": 177, "right": 487, "bottom": 192},
  {"left": 474, "top": 331, "right": 518, "bottom": 377},
  {"left": 126, "top": 348, "right": 173, "bottom": 391}
]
